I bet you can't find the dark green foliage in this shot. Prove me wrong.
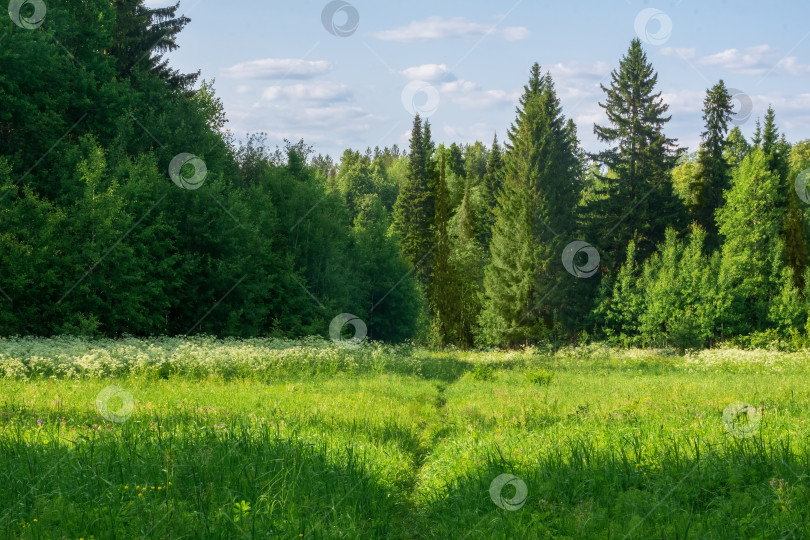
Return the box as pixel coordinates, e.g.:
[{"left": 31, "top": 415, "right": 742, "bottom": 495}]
[
  {"left": 393, "top": 115, "right": 435, "bottom": 286},
  {"left": 111, "top": 0, "right": 199, "bottom": 89},
  {"left": 481, "top": 64, "right": 581, "bottom": 345},
  {"left": 1, "top": 6, "right": 808, "bottom": 348},
  {"left": 0, "top": 4, "right": 420, "bottom": 341},
  {"left": 428, "top": 154, "right": 458, "bottom": 345},
  {"left": 353, "top": 196, "right": 422, "bottom": 342},
  {"left": 480, "top": 133, "right": 504, "bottom": 244},
  {"left": 587, "top": 39, "right": 686, "bottom": 274},
  {"left": 694, "top": 80, "right": 733, "bottom": 251}
]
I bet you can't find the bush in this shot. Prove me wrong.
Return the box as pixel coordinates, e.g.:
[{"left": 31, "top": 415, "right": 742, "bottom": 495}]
[
  {"left": 525, "top": 367, "right": 553, "bottom": 385},
  {"left": 469, "top": 363, "right": 496, "bottom": 381}
]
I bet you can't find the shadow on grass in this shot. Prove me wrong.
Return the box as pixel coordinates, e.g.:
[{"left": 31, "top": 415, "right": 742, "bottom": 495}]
[
  {"left": 0, "top": 422, "right": 405, "bottom": 539},
  {"left": 409, "top": 437, "right": 810, "bottom": 539}
]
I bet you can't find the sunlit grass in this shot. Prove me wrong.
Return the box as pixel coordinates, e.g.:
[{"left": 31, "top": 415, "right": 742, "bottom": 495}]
[{"left": 1, "top": 338, "right": 809, "bottom": 538}]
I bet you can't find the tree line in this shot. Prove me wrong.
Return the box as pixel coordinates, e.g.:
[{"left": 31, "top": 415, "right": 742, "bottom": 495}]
[{"left": 1, "top": 2, "right": 808, "bottom": 349}]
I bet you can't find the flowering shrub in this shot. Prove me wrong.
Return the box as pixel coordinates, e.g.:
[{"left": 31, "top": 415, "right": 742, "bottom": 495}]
[{"left": 1, "top": 337, "right": 807, "bottom": 380}]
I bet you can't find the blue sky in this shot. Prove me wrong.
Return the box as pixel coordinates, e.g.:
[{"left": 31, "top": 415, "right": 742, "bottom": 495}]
[{"left": 146, "top": 0, "right": 810, "bottom": 159}]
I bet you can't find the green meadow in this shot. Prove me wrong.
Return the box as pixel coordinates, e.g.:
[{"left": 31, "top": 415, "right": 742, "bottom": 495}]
[{"left": 1, "top": 338, "right": 810, "bottom": 539}]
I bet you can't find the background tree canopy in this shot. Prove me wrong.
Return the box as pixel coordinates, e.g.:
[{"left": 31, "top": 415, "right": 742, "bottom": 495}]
[{"left": 1, "top": 2, "right": 809, "bottom": 349}]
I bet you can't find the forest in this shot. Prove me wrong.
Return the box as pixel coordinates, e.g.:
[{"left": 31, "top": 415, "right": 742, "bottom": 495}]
[{"left": 2, "top": 1, "right": 809, "bottom": 351}]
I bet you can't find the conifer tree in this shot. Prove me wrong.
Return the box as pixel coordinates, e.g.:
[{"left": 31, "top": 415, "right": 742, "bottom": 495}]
[
  {"left": 587, "top": 38, "right": 686, "bottom": 273},
  {"left": 481, "top": 133, "right": 504, "bottom": 244},
  {"left": 111, "top": 0, "right": 199, "bottom": 88},
  {"left": 694, "top": 80, "right": 733, "bottom": 251},
  {"left": 428, "top": 154, "right": 457, "bottom": 344},
  {"left": 480, "top": 64, "right": 581, "bottom": 344},
  {"left": 451, "top": 176, "right": 485, "bottom": 347},
  {"left": 759, "top": 107, "right": 809, "bottom": 288},
  {"left": 393, "top": 115, "right": 435, "bottom": 285}
]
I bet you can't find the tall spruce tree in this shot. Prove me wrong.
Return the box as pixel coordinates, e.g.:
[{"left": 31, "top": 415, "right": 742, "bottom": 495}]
[
  {"left": 481, "top": 133, "right": 504, "bottom": 245},
  {"left": 694, "top": 80, "right": 734, "bottom": 251},
  {"left": 393, "top": 115, "right": 435, "bottom": 286},
  {"left": 480, "top": 64, "right": 581, "bottom": 345},
  {"left": 428, "top": 154, "right": 458, "bottom": 344},
  {"left": 587, "top": 38, "right": 686, "bottom": 273},
  {"left": 111, "top": 0, "right": 199, "bottom": 88},
  {"left": 760, "top": 107, "right": 809, "bottom": 288},
  {"left": 452, "top": 175, "right": 485, "bottom": 347}
]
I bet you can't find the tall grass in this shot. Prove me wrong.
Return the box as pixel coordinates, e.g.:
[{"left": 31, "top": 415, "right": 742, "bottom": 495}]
[{"left": 1, "top": 338, "right": 809, "bottom": 538}]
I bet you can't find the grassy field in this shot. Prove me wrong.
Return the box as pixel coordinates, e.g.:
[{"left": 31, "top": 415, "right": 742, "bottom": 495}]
[{"left": 1, "top": 337, "right": 810, "bottom": 538}]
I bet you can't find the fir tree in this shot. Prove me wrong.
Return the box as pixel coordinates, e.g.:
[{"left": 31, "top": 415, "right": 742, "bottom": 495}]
[
  {"left": 428, "top": 154, "right": 457, "bottom": 344},
  {"left": 481, "top": 64, "right": 581, "bottom": 344},
  {"left": 452, "top": 177, "right": 485, "bottom": 347},
  {"left": 694, "top": 80, "right": 734, "bottom": 251},
  {"left": 759, "top": 107, "right": 809, "bottom": 288},
  {"left": 481, "top": 133, "right": 504, "bottom": 244},
  {"left": 588, "top": 38, "right": 686, "bottom": 273},
  {"left": 393, "top": 115, "right": 435, "bottom": 285},
  {"left": 111, "top": 0, "right": 199, "bottom": 88}
]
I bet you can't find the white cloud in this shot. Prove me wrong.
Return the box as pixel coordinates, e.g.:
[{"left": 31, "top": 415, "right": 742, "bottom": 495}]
[
  {"left": 371, "top": 16, "right": 529, "bottom": 42},
  {"left": 262, "top": 83, "right": 352, "bottom": 102},
  {"left": 774, "top": 57, "right": 810, "bottom": 76},
  {"left": 545, "top": 61, "right": 611, "bottom": 102},
  {"left": 222, "top": 59, "right": 332, "bottom": 79},
  {"left": 439, "top": 80, "right": 519, "bottom": 109},
  {"left": 696, "top": 44, "right": 810, "bottom": 77},
  {"left": 398, "top": 64, "right": 518, "bottom": 109},
  {"left": 400, "top": 64, "right": 456, "bottom": 83},
  {"left": 660, "top": 89, "right": 705, "bottom": 114},
  {"left": 547, "top": 61, "right": 611, "bottom": 80},
  {"left": 753, "top": 92, "right": 810, "bottom": 113},
  {"left": 660, "top": 47, "right": 696, "bottom": 59},
  {"left": 699, "top": 45, "right": 775, "bottom": 75}
]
